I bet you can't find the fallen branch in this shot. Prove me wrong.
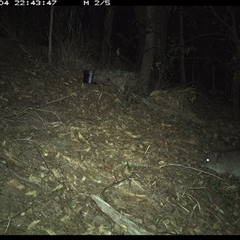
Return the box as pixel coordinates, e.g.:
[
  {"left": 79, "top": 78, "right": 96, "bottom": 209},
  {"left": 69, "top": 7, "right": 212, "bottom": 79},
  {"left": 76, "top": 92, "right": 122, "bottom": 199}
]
[{"left": 91, "top": 194, "right": 153, "bottom": 235}]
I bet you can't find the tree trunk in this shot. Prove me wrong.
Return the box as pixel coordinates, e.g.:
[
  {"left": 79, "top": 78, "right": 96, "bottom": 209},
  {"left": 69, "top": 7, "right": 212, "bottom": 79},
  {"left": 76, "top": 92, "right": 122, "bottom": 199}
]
[
  {"left": 101, "top": 7, "right": 113, "bottom": 65},
  {"left": 154, "top": 6, "right": 168, "bottom": 86},
  {"left": 179, "top": 6, "right": 186, "bottom": 86},
  {"left": 134, "top": 6, "right": 146, "bottom": 70},
  {"left": 139, "top": 6, "right": 155, "bottom": 94},
  {"left": 48, "top": 6, "right": 54, "bottom": 64}
]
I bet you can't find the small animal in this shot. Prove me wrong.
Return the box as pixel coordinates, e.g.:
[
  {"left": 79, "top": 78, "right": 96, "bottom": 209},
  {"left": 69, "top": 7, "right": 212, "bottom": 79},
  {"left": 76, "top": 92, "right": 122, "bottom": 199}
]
[{"left": 201, "top": 150, "right": 240, "bottom": 177}]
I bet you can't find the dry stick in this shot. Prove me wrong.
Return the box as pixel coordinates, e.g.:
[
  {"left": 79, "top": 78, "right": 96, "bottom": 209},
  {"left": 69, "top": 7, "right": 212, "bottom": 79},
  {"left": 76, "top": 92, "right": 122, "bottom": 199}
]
[
  {"left": 20, "top": 107, "right": 65, "bottom": 131},
  {"left": 44, "top": 92, "right": 77, "bottom": 105},
  {"left": 13, "top": 106, "right": 33, "bottom": 116},
  {"left": 32, "top": 110, "right": 48, "bottom": 132},
  {"left": 114, "top": 162, "right": 223, "bottom": 181},
  {"left": 160, "top": 163, "right": 224, "bottom": 180},
  {"left": 137, "top": 145, "right": 150, "bottom": 167},
  {"left": 1, "top": 106, "right": 37, "bottom": 119},
  {"left": 91, "top": 194, "right": 152, "bottom": 235},
  {"left": 1, "top": 101, "right": 66, "bottom": 132},
  {"left": 33, "top": 108, "right": 66, "bottom": 131}
]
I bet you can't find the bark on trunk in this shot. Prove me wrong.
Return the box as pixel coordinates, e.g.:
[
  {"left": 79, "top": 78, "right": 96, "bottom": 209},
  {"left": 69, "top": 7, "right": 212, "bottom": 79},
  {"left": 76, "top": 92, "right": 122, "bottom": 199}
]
[{"left": 139, "top": 6, "right": 155, "bottom": 94}]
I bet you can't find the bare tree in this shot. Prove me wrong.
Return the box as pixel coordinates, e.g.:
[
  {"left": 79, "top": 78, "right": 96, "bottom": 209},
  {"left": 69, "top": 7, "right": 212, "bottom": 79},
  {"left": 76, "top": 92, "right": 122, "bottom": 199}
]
[
  {"left": 48, "top": 6, "right": 54, "bottom": 64},
  {"left": 134, "top": 7, "right": 146, "bottom": 70},
  {"left": 179, "top": 6, "right": 186, "bottom": 86},
  {"left": 139, "top": 6, "right": 155, "bottom": 94},
  {"left": 101, "top": 6, "right": 113, "bottom": 66},
  {"left": 135, "top": 6, "right": 168, "bottom": 93}
]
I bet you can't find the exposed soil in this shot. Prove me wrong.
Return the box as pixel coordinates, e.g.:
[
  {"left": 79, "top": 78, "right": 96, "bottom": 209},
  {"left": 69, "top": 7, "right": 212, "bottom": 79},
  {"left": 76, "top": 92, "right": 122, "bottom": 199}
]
[{"left": 0, "top": 37, "right": 240, "bottom": 235}]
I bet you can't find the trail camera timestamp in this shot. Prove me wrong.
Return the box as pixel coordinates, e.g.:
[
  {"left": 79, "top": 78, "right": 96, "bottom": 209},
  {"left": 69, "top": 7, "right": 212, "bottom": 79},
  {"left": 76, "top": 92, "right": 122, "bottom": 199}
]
[
  {"left": 0, "top": 0, "right": 57, "bottom": 6},
  {"left": 14, "top": 0, "right": 57, "bottom": 6}
]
